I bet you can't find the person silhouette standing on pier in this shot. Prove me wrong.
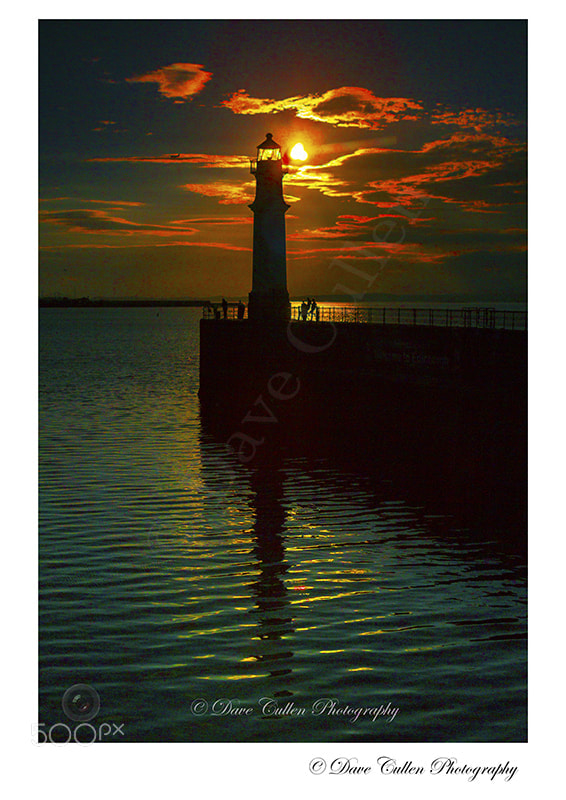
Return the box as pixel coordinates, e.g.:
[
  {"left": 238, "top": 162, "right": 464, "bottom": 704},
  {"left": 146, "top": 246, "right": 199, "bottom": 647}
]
[
  {"left": 222, "top": 298, "right": 228, "bottom": 319},
  {"left": 310, "top": 298, "right": 318, "bottom": 320}
]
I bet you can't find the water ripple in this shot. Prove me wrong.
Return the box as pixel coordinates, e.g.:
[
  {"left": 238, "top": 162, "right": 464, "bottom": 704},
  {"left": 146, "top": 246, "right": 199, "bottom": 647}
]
[{"left": 39, "top": 308, "right": 526, "bottom": 742}]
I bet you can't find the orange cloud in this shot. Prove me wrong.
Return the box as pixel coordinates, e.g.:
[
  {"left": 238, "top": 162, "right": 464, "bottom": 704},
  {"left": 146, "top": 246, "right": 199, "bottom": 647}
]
[
  {"left": 92, "top": 120, "right": 119, "bottom": 132},
  {"left": 171, "top": 216, "right": 252, "bottom": 226},
  {"left": 182, "top": 181, "right": 255, "bottom": 205},
  {"left": 288, "top": 215, "right": 382, "bottom": 241},
  {"left": 40, "top": 208, "right": 198, "bottom": 237},
  {"left": 220, "top": 89, "right": 289, "bottom": 115},
  {"left": 287, "top": 241, "right": 419, "bottom": 258},
  {"left": 331, "top": 133, "right": 526, "bottom": 208},
  {"left": 222, "top": 87, "right": 423, "bottom": 129},
  {"left": 223, "top": 87, "right": 522, "bottom": 139},
  {"left": 338, "top": 215, "right": 381, "bottom": 223},
  {"left": 40, "top": 197, "right": 145, "bottom": 207},
  {"left": 181, "top": 181, "right": 266, "bottom": 205},
  {"left": 40, "top": 241, "right": 251, "bottom": 252},
  {"left": 431, "top": 107, "right": 518, "bottom": 131},
  {"left": 127, "top": 63, "right": 212, "bottom": 101},
  {"left": 87, "top": 153, "right": 249, "bottom": 168}
]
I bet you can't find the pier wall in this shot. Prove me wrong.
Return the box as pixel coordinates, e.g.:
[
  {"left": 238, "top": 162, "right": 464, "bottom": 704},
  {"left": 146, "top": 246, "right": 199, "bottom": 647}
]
[
  {"left": 200, "top": 318, "right": 525, "bottom": 407},
  {"left": 199, "top": 318, "right": 526, "bottom": 507}
]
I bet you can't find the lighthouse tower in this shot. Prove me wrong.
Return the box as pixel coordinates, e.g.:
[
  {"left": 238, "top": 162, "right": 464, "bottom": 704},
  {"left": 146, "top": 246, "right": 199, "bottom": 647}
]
[{"left": 247, "top": 133, "right": 291, "bottom": 322}]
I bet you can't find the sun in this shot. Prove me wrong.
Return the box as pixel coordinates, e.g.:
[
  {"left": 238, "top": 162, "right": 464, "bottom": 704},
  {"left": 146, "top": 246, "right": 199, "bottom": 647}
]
[{"left": 290, "top": 142, "right": 308, "bottom": 161}]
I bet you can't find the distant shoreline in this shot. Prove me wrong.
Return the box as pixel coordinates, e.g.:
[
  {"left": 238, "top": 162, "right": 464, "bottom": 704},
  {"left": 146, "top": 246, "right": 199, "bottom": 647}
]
[{"left": 39, "top": 298, "right": 209, "bottom": 308}]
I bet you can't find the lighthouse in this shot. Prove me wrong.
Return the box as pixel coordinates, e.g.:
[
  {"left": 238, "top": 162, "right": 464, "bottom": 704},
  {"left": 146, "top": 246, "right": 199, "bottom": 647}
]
[{"left": 247, "top": 133, "right": 291, "bottom": 322}]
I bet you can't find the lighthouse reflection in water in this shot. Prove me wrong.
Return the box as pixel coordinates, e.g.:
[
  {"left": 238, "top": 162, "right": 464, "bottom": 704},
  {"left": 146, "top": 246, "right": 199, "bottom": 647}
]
[{"left": 39, "top": 306, "right": 526, "bottom": 742}]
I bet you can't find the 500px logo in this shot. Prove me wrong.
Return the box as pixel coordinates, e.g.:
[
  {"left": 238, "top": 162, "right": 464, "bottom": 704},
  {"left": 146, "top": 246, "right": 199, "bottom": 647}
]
[
  {"left": 33, "top": 683, "right": 125, "bottom": 745},
  {"left": 31, "top": 721, "right": 124, "bottom": 745}
]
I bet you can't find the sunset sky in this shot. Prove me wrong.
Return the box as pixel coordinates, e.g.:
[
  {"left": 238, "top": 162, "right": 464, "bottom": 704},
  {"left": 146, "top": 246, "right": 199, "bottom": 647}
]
[{"left": 39, "top": 19, "right": 527, "bottom": 301}]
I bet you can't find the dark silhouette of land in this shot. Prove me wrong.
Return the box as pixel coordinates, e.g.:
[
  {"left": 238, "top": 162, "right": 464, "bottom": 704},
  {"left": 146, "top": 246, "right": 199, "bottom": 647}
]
[{"left": 39, "top": 297, "right": 210, "bottom": 308}]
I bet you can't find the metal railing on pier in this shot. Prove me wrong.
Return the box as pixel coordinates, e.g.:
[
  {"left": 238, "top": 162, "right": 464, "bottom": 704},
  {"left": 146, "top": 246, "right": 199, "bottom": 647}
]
[
  {"left": 202, "top": 303, "right": 247, "bottom": 320},
  {"left": 290, "top": 305, "right": 527, "bottom": 331},
  {"left": 202, "top": 304, "right": 526, "bottom": 330}
]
